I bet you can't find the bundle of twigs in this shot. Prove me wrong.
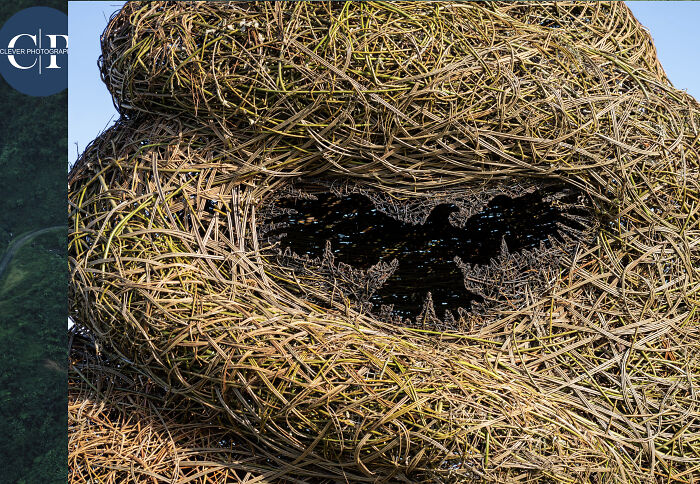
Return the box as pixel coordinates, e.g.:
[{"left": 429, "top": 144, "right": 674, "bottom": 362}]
[{"left": 69, "top": 2, "right": 700, "bottom": 482}]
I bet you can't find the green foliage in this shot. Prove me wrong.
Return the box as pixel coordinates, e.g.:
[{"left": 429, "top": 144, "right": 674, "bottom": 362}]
[
  {"left": 0, "top": 0, "right": 67, "bottom": 482},
  {"left": 0, "top": 236, "right": 66, "bottom": 484}
]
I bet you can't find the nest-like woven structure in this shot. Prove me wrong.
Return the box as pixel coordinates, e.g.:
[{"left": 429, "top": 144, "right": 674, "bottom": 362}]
[{"left": 69, "top": 2, "right": 700, "bottom": 482}]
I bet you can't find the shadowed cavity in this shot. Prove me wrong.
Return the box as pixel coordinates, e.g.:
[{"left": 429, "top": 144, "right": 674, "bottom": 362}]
[{"left": 265, "top": 189, "right": 581, "bottom": 321}]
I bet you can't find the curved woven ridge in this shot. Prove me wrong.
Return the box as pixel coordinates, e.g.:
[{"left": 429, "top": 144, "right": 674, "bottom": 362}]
[
  {"left": 98, "top": 1, "right": 677, "bottom": 189},
  {"left": 70, "top": 1, "right": 700, "bottom": 482},
  {"left": 495, "top": 2, "right": 667, "bottom": 81},
  {"left": 69, "top": 332, "right": 375, "bottom": 484}
]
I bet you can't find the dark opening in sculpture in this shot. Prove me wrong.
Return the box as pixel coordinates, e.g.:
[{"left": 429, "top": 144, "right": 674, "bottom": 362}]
[{"left": 265, "top": 187, "right": 583, "bottom": 320}]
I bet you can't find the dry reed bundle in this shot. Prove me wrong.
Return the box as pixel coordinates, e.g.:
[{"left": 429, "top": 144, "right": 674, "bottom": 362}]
[{"left": 70, "top": 2, "right": 700, "bottom": 482}]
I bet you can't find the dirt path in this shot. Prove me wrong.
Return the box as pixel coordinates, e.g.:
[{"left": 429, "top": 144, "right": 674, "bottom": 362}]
[{"left": 0, "top": 226, "right": 63, "bottom": 282}]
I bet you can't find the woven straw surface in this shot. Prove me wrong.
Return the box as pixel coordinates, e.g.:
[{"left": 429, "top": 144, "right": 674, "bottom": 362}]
[{"left": 69, "top": 2, "right": 699, "bottom": 482}]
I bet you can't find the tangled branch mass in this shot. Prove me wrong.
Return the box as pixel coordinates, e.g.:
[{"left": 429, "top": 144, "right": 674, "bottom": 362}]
[{"left": 69, "top": 2, "right": 700, "bottom": 482}]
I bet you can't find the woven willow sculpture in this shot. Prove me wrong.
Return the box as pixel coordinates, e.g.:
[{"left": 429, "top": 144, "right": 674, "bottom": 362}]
[{"left": 69, "top": 2, "right": 700, "bottom": 482}]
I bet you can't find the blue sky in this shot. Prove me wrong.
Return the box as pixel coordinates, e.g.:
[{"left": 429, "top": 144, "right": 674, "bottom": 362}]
[
  {"left": 627, "top": 2, "right": 700, "bottom": 100},
  {"left": 68, "top": 1, "right": 124, "bottom": 165},
  {"left": 68, "top": 1, "right": 700, "bottom": 165}
]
